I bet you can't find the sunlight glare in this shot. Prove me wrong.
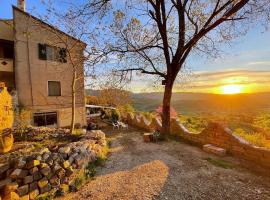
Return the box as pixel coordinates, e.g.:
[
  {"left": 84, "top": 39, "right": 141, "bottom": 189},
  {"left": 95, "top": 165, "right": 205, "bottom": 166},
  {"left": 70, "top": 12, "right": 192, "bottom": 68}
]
[{"left": 222, "top": 84, "right": 242, "bottom": 94}]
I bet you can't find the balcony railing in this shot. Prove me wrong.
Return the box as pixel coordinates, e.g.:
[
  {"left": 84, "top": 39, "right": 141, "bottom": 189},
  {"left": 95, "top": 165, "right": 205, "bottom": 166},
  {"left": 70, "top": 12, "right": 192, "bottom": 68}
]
[{"left": 0, "top": 58, "right": 13, "bottom": 72}]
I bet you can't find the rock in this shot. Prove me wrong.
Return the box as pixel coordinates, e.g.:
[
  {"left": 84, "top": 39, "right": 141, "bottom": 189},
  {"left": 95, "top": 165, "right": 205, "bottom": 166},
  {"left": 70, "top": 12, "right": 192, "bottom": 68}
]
[
  {"left": 203, "top": 144, "right": 226, "bottom": 156},
  {"left": 39, "top": 163, "right": 49, "bottom": 169},
  {"left": 59, "top": 146, "right": 71, "bottom": 155},
  {"left": 36, "top": 155, "right": 42, "bottom": 161},
  {"left": 74, "top": 155, "right": 84, "bottom": 167},
  {"left": 20, "top": 195, "right": 29, "bottom": 200},
  {"left": 29, "top": 189, "right": 39, "bottom": 200},
  {"left": 46, "top": 159, "right": 54, "bottom": 166},
  {"left": 40, "top": 166, "right": 51, "bottom": 176},
  {"left": 2, "top": 191, "right": 20, "bottom": 200},
  {"left": 17, "top": 185, "right": 29, "bottom": 196},
  {"left": 29, "top": 182, "right": 38, "bottom": 192},
  {"left": 16, "top": 159, "right": 26, "bottom": 169},
  {"left": 3, "top": 182, "right": 18, "bottom": 195},
  {"left": 68, "top": 156, "right": 74, "bottom": 165},
  {"left": 49, "top": 176, "right": 60, "bottom": 187},
  {"left": 40, "top": 148, "right": 50, "bottom": 154},
  {"left": 29, "top": 167, "right": 38, "bottom": 175},
  {"left": 25, "top": 160, "right": 40, "bottom": 169},
  {"left": 59, "top": 184, "right": 69, "bottom": 194},
  {"left": 24, "top": 175, "right": 33, "bottom": 184},
  {"left": 40, "top": 183, "right": 51, "bottom": 194},
  {"left": 42, "top": 153, "right": 50, "bottom": 161},
  {"left": 62, "top": 161, "right": 70, "bottom": 169},
  {"left": 52, "top": 164, "right": 61, "bottom": 172},
  {"left": 38, "top": 177, "right": 48, "bottom": 189},
  {"left": 65, "top": 166, "right": 74, "bottom": 177},
  {"left": 0, "top": 178, "right": 11, "bottom": 189},
  {"left": 33, "top": 172, "right": 42, "bottom": 181},
  {"left": 0, "top": 164, "right": 9, "bottom": 174},
  {"left": 10, "top": 169, "right": 28, "bottom": 179},
  {"left": 56, "top": 168, "right": 65, "bottom": 179}
]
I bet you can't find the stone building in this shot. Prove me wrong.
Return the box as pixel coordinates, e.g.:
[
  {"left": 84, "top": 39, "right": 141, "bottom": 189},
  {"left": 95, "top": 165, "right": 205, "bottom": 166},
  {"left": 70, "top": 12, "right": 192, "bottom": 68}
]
[{"left": 0, "top": 1, "right": 86, "bottom": 127}]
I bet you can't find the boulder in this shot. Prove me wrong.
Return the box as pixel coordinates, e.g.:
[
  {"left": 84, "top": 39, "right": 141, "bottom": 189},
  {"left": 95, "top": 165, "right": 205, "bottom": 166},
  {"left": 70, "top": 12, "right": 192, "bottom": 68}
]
[
  {"left": 38, "top": 177, "right": 48, "bottom": 189},
  {"left": 25, "top": 160, "right": 40, "bottom": 169},
  {"left": 0, "top": 163, "right": 9, "bottom": 174},
  {"left": 2, "top": 191, "right": 20, "bottom": 200},
  {"left": 29, "top": 182, "right": 38, "bottom": 192},
  {"left": 24, "top": 175, "right": 34, "bottom": 184},
  {"left": 0, "top": 178, "right": 12, "bottom": 190},
  {"left": 17, "top": 185, "right": 29, "bottom": 196},
  {"left": 10, "top": 169, "right": 28, "bottom": 179},
  {"left": 29, "top": 189, "right": 39, "bottom": 200}
]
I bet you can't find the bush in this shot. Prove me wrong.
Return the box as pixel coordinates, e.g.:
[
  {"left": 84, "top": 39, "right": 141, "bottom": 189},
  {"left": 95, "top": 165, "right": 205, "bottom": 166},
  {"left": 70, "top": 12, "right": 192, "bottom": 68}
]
[
  {"left": 0, "top": 87, "right": 13, "bottom": 131},
  {"left": 234, "top": 128, "right": 270, "bottom": 148}
]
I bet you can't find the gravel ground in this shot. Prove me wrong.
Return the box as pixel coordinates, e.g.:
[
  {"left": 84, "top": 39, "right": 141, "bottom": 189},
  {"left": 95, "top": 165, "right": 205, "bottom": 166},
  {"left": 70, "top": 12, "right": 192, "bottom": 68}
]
[{"left": 59, "top": 129, "right": 270, "bottom": 200}]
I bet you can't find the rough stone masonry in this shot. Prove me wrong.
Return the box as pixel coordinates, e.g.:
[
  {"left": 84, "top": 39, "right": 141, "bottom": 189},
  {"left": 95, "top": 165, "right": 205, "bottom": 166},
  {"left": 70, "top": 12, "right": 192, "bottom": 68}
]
[{"left": 0, "top": 130, "right": 107, "bottom": 199}]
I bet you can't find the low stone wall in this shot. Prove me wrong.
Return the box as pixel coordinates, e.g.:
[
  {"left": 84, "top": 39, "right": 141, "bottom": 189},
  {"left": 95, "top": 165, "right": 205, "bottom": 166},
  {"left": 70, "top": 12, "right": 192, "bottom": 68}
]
[
  {"left": 0, "top": 130, "right": 107, "bottom": 199},
  {"left": 126, "top": 113, "right": 270, "bottom": 169}
]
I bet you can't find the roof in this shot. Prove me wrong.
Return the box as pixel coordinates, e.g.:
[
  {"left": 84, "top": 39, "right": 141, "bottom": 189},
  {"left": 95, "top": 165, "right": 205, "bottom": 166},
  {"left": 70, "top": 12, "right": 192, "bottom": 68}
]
[{"left": 12, "top": 6, "right": 87, "bottom": 47}]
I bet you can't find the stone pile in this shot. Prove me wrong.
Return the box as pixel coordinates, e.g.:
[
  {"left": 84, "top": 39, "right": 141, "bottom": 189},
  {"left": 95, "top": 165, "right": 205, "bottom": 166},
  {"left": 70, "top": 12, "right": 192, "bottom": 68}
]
[
  {"left": 12, "top": 126, "right": 71, "bottom": 140},
  {"left": 0, "top": 130, "right": 106, "bottom": 199}
]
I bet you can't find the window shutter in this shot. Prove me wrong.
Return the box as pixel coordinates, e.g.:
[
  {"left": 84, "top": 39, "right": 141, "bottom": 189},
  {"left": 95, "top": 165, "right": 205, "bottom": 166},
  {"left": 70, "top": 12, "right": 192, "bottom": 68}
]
[
  {"left": 59, "top": 48, "right": 67, "bottom": 63},
  {"left": 38, "top": 43, "right": 47, "bottom": 60}
]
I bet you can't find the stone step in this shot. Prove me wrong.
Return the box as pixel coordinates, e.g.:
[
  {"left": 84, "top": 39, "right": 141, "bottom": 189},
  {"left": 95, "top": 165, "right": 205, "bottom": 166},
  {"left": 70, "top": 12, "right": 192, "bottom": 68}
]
[{"left": 203, "top": 144, "right": 226, "bottom": 156}]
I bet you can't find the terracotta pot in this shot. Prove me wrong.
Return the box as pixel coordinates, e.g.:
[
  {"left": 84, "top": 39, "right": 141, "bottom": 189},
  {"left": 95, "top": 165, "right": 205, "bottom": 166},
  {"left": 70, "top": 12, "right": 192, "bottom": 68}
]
[{"left": 0, "top": 129, "right": 14, "bottom": 153}]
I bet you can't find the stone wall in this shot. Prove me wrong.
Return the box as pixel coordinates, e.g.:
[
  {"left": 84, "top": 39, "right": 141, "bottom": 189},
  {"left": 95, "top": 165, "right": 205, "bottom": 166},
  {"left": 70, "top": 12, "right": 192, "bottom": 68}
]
[
  {"left": 0, "top": 130, "right": 106, "bottom": 199},
  {"left": 126, "top": 113, "right": 270, "bottom": 169}
]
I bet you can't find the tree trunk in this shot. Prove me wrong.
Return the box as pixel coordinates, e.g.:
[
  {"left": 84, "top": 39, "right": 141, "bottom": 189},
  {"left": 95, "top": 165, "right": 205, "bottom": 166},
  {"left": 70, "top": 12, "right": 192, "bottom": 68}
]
[
  {"left": 70, "top": 71, "right": 76, "bottom": 134},
  {"left": 161, "top": 78, "right": 173, "bottom": 135}
]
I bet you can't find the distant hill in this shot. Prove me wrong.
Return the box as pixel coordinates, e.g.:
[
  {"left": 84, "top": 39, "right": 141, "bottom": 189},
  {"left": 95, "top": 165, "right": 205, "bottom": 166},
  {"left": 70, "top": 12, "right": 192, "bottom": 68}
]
[{"left": 85, "top": 89, "right": 270, "bottom": 115}]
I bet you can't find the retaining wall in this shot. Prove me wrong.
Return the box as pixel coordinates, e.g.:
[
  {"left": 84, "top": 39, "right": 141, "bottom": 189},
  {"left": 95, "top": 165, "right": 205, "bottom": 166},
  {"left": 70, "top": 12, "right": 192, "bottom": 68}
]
[{"left": 126, "top": 113, "right": 270, "bottom": 169}]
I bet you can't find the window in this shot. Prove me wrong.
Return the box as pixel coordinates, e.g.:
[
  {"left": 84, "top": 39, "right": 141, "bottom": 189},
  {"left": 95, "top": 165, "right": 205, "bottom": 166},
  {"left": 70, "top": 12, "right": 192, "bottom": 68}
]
[
  {"left": 0, "top": 42, "right": 14, "bottom": 59},
  {"left": 48, "top": 81, "right": 61, "bottom": 96},
  {"left": 33, "top": 112, "right": 57, "bottom": 127},
  {"left": 38, "top": 43, "right": 67, "bottom": 63}
]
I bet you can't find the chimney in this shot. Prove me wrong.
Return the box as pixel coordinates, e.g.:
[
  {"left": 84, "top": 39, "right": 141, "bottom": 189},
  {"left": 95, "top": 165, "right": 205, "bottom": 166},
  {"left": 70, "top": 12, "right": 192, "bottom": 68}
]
[{"left": 17, "top": 0, "right": 26, "bottom": 11}]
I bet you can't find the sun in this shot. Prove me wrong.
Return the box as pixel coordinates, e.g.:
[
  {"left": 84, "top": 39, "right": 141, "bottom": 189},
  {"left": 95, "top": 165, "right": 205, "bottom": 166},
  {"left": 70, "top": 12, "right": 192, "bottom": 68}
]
[{"left": 222, "top": 84, "right": 242, "bottom": 94}]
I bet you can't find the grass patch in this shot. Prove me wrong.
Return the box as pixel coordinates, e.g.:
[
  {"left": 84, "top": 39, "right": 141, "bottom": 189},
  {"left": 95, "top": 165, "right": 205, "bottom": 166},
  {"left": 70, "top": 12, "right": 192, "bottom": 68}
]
[{"left": 204, "top": 157, "right": 235, "bottom": 169}]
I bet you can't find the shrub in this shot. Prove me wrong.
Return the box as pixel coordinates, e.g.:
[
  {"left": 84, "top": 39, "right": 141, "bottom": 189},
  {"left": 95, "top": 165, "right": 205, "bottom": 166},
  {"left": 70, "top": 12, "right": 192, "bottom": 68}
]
[
  {"left": 0, "top": 87, "right": 13, "bottom": 131},
  {"left": 234, "top": 128, "right": 270, "bottom": 148}
]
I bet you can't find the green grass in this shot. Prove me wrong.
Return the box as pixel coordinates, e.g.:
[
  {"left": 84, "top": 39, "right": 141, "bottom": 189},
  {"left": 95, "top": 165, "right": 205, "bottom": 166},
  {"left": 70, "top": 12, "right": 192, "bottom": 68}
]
[{"left": 204, "top": 157, "right": 235, "bottom": 169}]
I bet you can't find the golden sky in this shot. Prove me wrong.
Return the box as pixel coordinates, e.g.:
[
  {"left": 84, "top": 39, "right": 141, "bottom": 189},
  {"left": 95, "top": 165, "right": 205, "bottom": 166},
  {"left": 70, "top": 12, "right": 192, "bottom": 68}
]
[{"left": 131, "top": 70, "right": 270, "bottom": 94}]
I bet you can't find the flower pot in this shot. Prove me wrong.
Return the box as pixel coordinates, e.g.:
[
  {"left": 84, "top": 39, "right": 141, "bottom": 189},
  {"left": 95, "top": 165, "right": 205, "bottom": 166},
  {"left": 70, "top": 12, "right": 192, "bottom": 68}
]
[{"left": 0, "top": 129, "right": 14, "bottom": 153}]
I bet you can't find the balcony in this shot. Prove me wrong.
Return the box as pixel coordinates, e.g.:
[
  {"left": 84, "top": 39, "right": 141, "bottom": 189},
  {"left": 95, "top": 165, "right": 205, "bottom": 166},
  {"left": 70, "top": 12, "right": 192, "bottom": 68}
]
[{"left": 0, "top": 58, "right": 13, "bottom": 72}]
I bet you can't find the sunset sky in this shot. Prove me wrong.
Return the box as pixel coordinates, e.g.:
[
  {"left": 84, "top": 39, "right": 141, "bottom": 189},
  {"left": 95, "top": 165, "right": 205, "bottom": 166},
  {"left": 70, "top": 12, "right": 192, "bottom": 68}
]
[{"left": 1, "top": 0, "right": 270, "bottom": 94}]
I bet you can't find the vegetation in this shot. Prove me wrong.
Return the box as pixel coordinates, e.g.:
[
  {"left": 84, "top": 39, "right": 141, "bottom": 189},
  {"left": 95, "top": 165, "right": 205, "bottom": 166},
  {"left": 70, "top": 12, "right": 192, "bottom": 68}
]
[{"left": 204, "top": 157, "right": 235, "bottom": 169}]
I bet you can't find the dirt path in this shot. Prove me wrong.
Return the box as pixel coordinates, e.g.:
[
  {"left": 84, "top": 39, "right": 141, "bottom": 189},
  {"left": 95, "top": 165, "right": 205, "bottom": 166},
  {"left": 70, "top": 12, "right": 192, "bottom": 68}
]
[{"left": 60, "top": 129, "right": 270, "bottom": 200}]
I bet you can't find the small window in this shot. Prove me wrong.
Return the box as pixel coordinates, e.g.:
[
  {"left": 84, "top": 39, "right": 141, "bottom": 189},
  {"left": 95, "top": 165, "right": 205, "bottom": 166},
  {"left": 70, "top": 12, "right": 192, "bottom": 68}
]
[
  {"left": 38, "top": 43, "right": 67, "bottom": 63},
  {"left": 48, "top": 81, "right": 61, "bottom": 96},
  {"left": 33, "top": 112, "right": 57, "bottom": 127}
]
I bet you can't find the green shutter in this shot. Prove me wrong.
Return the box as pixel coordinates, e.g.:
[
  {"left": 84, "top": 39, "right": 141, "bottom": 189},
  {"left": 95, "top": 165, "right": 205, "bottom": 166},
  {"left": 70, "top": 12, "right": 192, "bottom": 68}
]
[{"left": 38, "top": 43, "right": 47, "bottom": 60}]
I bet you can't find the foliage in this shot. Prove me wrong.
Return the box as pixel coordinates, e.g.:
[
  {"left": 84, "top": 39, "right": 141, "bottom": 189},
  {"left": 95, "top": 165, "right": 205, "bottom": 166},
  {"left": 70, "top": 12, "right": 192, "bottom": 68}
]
[
  {"left": 98, "top": 89, "right": 132, "bottom": 107},
  {"left": 86, "top": 96, "right": 99, "bottom": 105},
  {"left": 234, "top": 128, "right": 270, "bottom": 148},
  {"left": 111, "top": 109, "right": 121, "bottom": 122},
  {"left": 178, "top": 115, "right": 208, "bottom": 133},
  {"left": 0, "top": 87, "right": 13, "bottom": 132},
  {"left": 253, "top": 114, "right": 270, "bottom": 132},
  {"left": 117, "top": 104, "right": 135, "bottom": 117},
  {"left": 141, "top": 112, "right": 154, "bottom": 121},
  {"left": 204, "top": 157, "right": 235, "bottom": 169}
]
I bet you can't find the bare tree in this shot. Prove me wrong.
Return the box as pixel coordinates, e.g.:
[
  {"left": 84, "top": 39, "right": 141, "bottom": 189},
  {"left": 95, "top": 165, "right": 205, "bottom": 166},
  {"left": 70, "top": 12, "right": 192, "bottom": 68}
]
[{"left": 73, "top": 0, "right": 269, "bottom": 134}]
